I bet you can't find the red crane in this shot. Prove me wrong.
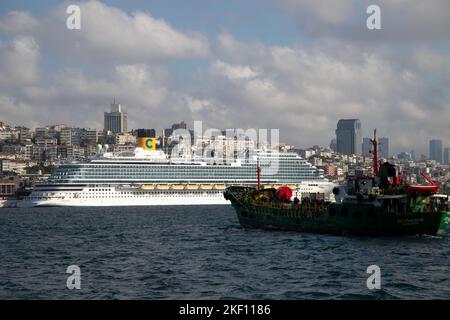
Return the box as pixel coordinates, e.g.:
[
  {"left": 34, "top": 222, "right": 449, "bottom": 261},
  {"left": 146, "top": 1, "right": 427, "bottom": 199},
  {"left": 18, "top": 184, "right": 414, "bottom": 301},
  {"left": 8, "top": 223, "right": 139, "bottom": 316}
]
[{"left": 419, "top": 171, "right": 436, "bottom": 186}]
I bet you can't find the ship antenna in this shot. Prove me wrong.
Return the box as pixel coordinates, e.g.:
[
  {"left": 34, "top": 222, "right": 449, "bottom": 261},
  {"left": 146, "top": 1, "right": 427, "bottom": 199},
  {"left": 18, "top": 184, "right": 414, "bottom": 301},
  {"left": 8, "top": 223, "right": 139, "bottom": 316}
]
[{"left": 371, "top": 129, "right": 378, "bottom": 177}]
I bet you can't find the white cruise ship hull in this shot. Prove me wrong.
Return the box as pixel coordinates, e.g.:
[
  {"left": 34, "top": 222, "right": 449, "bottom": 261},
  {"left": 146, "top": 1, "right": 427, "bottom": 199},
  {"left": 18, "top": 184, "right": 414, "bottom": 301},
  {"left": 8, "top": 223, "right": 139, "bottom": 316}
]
[
  {"left": 17, "top": 182, "right": 335, "bottom": 208},
  {"left": 18, "top": 190, "right": 230, "bottom": 207}
]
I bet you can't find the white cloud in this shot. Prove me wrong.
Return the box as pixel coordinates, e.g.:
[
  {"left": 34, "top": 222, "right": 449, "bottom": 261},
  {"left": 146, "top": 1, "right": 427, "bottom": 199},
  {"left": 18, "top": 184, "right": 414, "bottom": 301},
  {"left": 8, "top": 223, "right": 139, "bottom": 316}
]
[
  {"left": 0, "top": 94, "right": 42, "bottom": 128},
  {"left": 0, "top": 11, "right": 38, "bottom": 33},
  {"left": 278, "top": 0, "right": 450, "bottom": 42},
  {"left": 280, "top": 0, "right": 352, "bottom": 25},
  {"left": 0, "top": 1, "right": 210, "bottom": 64},
  {"left": 39, "top": 1, "right": 210, "bottom": 64},
  {"left": 211, "top": 60, "right": 259, "bottom": 80},
  {"left": 0, "top": 36, "right": 39, "bottom": 87},
  {"left": 185, "top": 97, "right": 212, "bottom": 113}
]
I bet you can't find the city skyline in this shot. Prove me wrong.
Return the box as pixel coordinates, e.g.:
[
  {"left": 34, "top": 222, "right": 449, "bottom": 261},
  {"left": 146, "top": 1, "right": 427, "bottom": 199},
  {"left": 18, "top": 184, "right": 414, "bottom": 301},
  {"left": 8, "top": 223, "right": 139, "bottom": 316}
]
[
  {"left": 1, "top": 1, "right": 449, "bottom": 156},
  {"left": 3, "top": 111, "right": 450, "bottom": 160},
  {"left": 3, "top": 114, "right": 450, "bottom": 163}
]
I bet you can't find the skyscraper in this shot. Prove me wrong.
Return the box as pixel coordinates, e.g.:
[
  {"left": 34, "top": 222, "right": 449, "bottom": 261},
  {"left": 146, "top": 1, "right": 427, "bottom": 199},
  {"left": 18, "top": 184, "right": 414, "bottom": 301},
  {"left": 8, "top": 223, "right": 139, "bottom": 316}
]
[
  {"left": 443, "top": 147, "right": 450, "bottom": 165},
  {"left": 379, "top": 137, "right": 389, "bottom": 159},
  {"left": 104, "top": 101, "right": 127, "bottom": 134},
  {"left": 335, "top": 119, "right": 362, "bottom": 155},
  {"left": 362, "top": 137, "right": 372, "bottom": 156},
  {"left": 429, "top": 140, "right": 443, "bottom": 163}
]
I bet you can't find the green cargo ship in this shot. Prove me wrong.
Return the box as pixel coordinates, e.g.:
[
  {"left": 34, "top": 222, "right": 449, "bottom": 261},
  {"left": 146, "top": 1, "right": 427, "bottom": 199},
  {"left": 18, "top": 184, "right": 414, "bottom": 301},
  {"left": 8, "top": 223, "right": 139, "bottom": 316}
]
[
  {"left": 224, "top": 130, "right": 449, "bottom": 236},
  {"left": 224, "top": 186, "right": 449, "bottom": 236}
]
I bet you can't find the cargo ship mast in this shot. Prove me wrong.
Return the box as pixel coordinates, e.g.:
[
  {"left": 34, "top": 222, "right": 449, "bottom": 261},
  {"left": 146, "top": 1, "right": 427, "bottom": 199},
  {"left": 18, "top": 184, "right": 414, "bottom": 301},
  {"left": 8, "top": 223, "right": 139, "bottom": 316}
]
[{"left": 370, "top": 129, "right": 378, "bottom": 177}]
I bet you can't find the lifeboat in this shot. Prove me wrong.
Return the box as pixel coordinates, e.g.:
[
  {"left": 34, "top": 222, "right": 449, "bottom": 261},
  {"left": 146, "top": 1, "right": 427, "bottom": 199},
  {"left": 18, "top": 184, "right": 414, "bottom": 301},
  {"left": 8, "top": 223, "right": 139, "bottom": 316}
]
[
  {"left": 170, "top": 184, "right": 185, "bottom": 190},
  {"left": 156, "top": 184, "right": 169, "bottom": 190},
  {"left": 186, "top": 184, "right": 199, "bottom": 190},
  {"left": 213, "top": 184, "right": 226, "bottom": 190},
  {"left": 200, "top": 184, "right": 213, "bottom": 189},
  {"left": 140, "top": 184, "right": 155, "bottom": 190}
]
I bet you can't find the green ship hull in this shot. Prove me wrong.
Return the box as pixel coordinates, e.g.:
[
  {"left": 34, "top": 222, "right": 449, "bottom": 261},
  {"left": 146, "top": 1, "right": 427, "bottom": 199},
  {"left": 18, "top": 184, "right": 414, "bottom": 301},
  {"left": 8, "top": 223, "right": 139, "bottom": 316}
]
[{"left": 224, "top": 186, "right": 449, "bottom": 237}]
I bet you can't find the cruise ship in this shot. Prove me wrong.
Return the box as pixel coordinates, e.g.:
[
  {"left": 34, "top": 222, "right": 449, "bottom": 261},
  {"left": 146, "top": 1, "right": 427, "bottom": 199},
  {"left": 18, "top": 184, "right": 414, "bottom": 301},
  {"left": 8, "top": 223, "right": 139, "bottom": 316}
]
[{"left": 18, "top": 138, "right": 336, "bottom": 207}]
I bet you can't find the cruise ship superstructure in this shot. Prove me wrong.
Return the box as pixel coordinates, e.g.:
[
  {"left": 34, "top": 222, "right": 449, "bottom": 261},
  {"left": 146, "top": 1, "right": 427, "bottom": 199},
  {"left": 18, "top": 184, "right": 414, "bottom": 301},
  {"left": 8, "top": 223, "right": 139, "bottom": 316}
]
[{"left": 19, "top": 139, "right": 336, "bottom": 207}]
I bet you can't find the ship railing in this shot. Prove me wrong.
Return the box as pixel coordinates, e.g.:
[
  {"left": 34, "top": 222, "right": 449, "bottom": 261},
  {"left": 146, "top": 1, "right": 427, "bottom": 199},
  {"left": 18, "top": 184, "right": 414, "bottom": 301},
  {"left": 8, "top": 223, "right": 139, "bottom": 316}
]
[{"left": 251, "top": 198, "right": 327, "bottom": 217}]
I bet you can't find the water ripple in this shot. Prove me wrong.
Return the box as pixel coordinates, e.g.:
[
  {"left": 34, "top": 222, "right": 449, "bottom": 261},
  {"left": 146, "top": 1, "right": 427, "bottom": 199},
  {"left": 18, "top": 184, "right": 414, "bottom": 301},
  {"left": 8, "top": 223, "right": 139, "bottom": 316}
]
[{"left": 0, "top": 205, "right": 448, "bottom": 299}]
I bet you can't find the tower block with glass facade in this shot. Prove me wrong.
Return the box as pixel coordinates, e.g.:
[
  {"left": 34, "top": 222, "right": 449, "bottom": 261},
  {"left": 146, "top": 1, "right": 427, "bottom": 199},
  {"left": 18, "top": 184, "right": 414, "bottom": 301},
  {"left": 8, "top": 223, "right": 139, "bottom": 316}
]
[{"left": 104, "top": 101, "right": 127, "bottom": 134}]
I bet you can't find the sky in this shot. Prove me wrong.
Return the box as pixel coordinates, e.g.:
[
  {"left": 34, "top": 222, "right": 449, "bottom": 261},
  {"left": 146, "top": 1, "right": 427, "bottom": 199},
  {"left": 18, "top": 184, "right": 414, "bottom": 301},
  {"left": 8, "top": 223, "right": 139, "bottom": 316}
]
[{"left": 0, "top": 0, "right": 449, "bottom": 155}]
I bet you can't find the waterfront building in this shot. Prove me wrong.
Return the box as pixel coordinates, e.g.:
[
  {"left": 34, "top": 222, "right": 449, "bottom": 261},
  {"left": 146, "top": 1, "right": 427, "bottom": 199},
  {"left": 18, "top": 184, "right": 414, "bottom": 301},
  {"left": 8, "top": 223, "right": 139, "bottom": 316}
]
[{"left": 0, "top": 176, "right": 20, "bottom": 199}]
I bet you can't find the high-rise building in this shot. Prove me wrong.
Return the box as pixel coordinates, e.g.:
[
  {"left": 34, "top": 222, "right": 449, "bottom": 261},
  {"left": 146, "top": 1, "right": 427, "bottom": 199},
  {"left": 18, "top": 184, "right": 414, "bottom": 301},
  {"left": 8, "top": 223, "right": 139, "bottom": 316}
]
[
  {"left": 379, "top": 137, "right": 389, "bottom": 159},
  {"left": 362, "top": 137, "right": 372, "bottom": 156},
  {"left": 335, "top": 119, "right": 362, "bottom": 155},
  {"left": 443, "top": 147, "right": 450, "bottom": 165},
  {"left": 329, "top": 139, "right": 337, "bottom": 152},
  {"left": 429, "top": 140, "right": 443, "bottom": 163},
  {"left": 104, "top": 101, "right": 127, "bottom": 134}
]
